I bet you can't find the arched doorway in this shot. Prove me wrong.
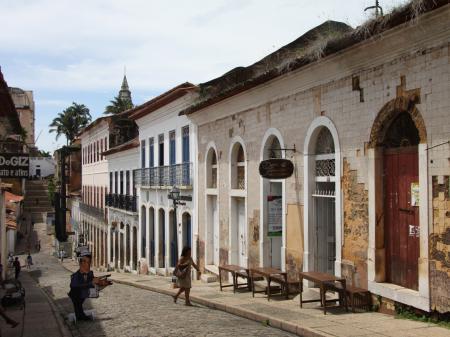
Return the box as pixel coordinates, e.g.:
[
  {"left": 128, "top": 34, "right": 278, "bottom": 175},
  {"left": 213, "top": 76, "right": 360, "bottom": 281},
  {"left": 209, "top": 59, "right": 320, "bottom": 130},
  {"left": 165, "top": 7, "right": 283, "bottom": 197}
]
[
  {"left": 158, "top": 209, "right": 166, "bottom": 268},
  {"left": 230, "top": 140, "right": 247, "bottom": 267},
  {"left": 141, "top": 205, "right": 147, "bottom": 259},
  {"left": 169, "top": 210, "right": 178, "bottom": 267},
  {"left": 377, "top": 112, "right": 420, "bottom": 290},
  {"left": 182, "top": 212, "right": 192, "bottom": 249},
  {"left": 119, "top": 222, "right": 125, "bottom": 269},
  {"left": 368, "top": 95, "right": 429, "bottom": 309},
  {"left": 126, "top": 224, "right": 131, "bottom": 267},
  {"left": 304, "top": 117, "right": 342, "bottom": 276},
  {"left": 205, "top": 146, "right": 219, "bottom": 266},
  {"left": 132, "top": 226, "right": 138, "bottom": 271},
  {"left": 261, "top": 132, "right": 284, "bottom": 269},
  {"left": 149, "top": 207, "right": 155, "bottom": 268}
]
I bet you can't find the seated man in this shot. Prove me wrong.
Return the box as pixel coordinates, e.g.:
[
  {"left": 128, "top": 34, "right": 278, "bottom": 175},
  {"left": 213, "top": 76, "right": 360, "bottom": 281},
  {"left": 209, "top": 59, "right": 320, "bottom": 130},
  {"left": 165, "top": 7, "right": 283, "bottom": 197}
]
[{"left": 68, "top": 253, "right": 111, "bottom": 321}]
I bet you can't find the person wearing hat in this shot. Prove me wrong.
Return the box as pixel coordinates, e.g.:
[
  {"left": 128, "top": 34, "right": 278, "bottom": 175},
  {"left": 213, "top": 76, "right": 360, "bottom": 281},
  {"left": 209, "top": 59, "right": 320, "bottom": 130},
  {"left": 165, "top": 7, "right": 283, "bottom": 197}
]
[{"left": 68, "top": 253, "right": 111, "bottom": 321}]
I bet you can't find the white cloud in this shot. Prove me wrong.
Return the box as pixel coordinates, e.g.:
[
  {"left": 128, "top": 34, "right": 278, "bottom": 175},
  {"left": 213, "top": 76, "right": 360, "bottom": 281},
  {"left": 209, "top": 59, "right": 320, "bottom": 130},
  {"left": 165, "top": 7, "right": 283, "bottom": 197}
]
[{"left": 1, "top": 0, "right": 409, "bottom": 93}]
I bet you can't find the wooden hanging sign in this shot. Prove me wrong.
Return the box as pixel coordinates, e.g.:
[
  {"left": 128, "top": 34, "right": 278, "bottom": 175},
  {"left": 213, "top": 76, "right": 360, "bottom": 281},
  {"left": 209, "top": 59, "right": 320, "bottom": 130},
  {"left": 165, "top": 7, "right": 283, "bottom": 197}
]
[{"left": 259, "top": 158, "right": 294, "bottom": 179}]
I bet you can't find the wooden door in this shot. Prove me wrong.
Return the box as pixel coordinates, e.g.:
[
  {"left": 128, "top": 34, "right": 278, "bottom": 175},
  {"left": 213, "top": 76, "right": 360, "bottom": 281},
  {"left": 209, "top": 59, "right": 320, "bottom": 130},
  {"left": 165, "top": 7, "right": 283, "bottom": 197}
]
[
  {"left": 238, "top": 198, "right": 246, "bottom": 267},
  {"left": 384, "top": 146, "right": 419, "bottom": 290}
]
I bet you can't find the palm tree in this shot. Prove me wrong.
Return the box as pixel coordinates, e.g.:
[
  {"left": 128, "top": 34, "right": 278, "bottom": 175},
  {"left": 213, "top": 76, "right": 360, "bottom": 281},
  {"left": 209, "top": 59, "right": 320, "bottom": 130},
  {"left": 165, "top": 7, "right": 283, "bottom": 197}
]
[
  {"left": 49, "top": 102, "right": 92, "bottom": 145},
  {"left": 104, "top": 96, "right": 133, "bottom": 115}
]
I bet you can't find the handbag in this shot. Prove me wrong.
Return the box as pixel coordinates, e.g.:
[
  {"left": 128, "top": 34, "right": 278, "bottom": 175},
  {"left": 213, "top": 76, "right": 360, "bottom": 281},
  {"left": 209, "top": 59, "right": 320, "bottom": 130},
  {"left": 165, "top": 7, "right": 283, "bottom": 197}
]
[{"left": 174, "top": 265, "right": 189, "bottom": 278}]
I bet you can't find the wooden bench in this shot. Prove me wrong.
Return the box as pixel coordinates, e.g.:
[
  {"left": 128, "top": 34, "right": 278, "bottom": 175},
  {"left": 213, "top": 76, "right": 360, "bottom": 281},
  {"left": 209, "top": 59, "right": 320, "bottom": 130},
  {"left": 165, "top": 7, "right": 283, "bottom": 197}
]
[
  {"left": 323, "top": 282, "right": 371, "bottom": 313},
  {"left": 270, "top": 274, "right": 300, "bottom": 297},
  {"left": 218, "top": 265, "right": 251, "bottom": 292}
]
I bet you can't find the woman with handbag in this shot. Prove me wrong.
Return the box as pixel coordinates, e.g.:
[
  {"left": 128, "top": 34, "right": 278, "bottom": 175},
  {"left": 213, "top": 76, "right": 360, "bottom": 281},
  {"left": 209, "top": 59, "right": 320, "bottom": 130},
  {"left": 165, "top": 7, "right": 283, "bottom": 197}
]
[{"left": 172, "top": 246, "right": 200, "bottom": 306}]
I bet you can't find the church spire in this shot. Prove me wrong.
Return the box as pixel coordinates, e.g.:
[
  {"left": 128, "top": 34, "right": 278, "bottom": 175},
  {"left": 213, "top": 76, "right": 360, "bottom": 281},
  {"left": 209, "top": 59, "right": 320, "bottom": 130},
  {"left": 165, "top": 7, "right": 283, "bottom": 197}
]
[{"left": 119, "top": 71, "right": 132, "bottom": 103}]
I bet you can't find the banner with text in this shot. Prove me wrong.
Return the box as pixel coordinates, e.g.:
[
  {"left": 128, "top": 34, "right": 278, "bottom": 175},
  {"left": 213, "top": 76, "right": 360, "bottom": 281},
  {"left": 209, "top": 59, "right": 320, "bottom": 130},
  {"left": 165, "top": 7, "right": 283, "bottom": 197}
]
[
  {"left": 0, "top": 153, "right": 29, "bottom": 178},
  {"left": 267, "top": 195, "right": 282, "bottom": 237}
]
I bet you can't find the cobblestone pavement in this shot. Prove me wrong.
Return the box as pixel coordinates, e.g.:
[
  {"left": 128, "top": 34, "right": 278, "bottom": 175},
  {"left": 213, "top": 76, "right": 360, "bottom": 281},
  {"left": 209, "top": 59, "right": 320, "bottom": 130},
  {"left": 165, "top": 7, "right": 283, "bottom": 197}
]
[{"left": 28, "top": 224, "right": 295, "bottom": 337}]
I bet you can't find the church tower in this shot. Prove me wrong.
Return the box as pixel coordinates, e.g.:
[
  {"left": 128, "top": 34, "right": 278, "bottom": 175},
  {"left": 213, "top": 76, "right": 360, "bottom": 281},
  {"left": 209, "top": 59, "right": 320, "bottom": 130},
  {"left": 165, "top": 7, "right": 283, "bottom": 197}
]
[{"left": 119, "top": 74, "right": 132, "bottom": 103}]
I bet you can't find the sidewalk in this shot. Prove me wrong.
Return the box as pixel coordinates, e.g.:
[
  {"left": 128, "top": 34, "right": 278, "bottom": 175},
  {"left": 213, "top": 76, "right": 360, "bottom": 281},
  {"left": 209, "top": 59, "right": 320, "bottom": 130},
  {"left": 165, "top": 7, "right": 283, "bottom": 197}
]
[
  {"left": 1, "top": 271, "right": 71, "bottom": 337},
  {"left": 62, "top": 260, "right": 449, "bottom": 337}
]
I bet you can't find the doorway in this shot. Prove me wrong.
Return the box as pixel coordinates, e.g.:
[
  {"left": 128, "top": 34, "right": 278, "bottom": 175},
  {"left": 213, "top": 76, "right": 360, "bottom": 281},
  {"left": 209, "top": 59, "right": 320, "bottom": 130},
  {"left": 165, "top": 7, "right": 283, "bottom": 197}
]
[{"left": 382, "top": 112, "right": 420, "bottom": 290}]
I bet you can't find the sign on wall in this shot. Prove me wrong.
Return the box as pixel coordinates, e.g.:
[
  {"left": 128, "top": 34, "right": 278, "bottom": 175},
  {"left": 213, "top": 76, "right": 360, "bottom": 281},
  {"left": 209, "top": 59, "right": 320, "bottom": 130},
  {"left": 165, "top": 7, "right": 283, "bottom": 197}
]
[
  {"left": 259, "top": 159, "right": 294, "bottom": 179},
  {"left": 268, "top": 195, "right": 282, "bottom": 237},
  {"left": 0, "top": 153, "right": 29, "bottom": 178}
]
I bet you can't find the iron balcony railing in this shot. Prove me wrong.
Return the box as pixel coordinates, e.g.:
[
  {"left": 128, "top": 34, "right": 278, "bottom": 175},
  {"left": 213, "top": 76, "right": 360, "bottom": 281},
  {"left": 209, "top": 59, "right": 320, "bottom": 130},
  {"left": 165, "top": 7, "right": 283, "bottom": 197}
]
[
  {"left": 134, "top": 162, "right": 192, "bottom": 188},
  {"left": 105, "top": 193, "right": 137, "bottom": 213},
  {"left": 79, "top": 202, "right": 105, "bottom": 221}
]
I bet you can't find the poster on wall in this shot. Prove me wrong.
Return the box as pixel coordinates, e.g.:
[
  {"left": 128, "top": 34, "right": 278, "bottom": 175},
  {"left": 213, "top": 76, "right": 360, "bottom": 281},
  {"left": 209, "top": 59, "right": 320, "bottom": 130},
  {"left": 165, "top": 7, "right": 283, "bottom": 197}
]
[
  {"left": 411, "top": 182, "right": 419, "bottom": 206},
  {"left": 268, "top": 195, "right": 282, "bottom": 237}
]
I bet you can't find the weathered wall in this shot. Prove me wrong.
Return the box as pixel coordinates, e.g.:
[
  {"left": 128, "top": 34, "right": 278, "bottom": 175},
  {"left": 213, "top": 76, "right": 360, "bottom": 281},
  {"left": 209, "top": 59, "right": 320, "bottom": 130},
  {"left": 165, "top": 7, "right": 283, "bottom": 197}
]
[
  {"left": 188, "top": 5, "right": 450, "bottom": 311},
  {"left": 342, "top": 159, "right": 369, "bottom": 288},
  {"left": 286, "top": 204, "right": 303, "bottom": 279},
  {"left": 430, "top": 175, "right": 450, "bottom": 313}
]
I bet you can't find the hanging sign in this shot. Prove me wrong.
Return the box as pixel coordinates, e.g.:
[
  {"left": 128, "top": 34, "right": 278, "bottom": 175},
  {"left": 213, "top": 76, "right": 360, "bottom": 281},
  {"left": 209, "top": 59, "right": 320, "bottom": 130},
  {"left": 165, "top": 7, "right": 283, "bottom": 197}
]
[
  {"left": 268, "top": 195, "right": 282, "bottom": 237},
  {"left": 259, "top": 159, "right": 294, "bottom": 179},
  {"left": 0, "top": 153, "right": 29, "bottom": 178}
]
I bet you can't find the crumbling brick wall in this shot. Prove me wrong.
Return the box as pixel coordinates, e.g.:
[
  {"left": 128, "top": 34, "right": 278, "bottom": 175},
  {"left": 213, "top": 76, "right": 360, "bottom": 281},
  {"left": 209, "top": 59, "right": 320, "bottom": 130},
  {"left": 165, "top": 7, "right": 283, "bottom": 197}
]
[
  {"left": 342, "top": 159, "right": 369, "bottom": 288},
  {"left": 248, "top": 209, "right": 260, "bottom": 269},
  {"left": 430, "top": 175, "right": 450, "bottom": 313}
]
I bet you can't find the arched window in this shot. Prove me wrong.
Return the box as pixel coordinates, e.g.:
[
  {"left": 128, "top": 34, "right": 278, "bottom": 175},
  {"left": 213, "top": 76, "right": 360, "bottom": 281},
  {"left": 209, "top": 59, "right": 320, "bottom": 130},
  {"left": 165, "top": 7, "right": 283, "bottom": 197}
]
[
  {"left": 231, "top": 143, "right": 246, "bottom": 190},
  {"left": 206, "top": 148, "right": 218, "bottom": 188}
]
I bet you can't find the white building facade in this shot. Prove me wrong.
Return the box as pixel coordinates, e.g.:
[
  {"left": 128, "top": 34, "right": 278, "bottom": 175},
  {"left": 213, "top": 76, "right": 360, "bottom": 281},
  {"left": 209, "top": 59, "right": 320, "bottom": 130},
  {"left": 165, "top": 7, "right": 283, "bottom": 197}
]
[
  {"left": 78, "top": 117, "right": 111, "bottom": 269},
  {"left": 131, "top": 83, "right": 198, "bottom": 275},
  {"left": 104, "top": 139, "right": 139, "bottom": 273}
]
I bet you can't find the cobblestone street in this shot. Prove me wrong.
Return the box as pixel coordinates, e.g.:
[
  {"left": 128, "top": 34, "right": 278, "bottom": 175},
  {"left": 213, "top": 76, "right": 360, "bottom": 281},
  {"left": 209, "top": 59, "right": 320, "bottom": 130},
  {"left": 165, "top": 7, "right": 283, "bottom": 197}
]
[{"left": 27, "top": 223, "right": 295, "bottom": 337}]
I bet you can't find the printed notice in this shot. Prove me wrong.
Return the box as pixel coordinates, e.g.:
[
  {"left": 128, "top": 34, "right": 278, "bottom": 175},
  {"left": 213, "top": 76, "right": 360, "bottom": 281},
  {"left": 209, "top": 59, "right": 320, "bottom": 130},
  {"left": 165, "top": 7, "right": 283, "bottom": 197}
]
[{"left": 411, "top": 182, "right": 419, "bottom": 206}]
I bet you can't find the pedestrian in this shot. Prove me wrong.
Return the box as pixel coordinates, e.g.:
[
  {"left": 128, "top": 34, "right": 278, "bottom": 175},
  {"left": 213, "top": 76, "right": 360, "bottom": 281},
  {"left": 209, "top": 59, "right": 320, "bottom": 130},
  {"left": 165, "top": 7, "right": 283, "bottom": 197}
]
[
  {"left": 37, "top": 240, "right": 41, "bottom": 252},
  {"left": 68, "top": 253, "right": 111, "bottom": 321},
  {"left": 60, "top": 249, "right": 65, "bottom": 262},
  {"left": 172, "top": 246, "right": 201, "bottom": 306},
  {"left": 7, "top": 253, "right": 13, "bottom": 267},
  {"left": 13, "top": 257, "right": 21, "bottom": 280},
  {"left": 26, "top": 253, "right": 33, "bottom": 269}
]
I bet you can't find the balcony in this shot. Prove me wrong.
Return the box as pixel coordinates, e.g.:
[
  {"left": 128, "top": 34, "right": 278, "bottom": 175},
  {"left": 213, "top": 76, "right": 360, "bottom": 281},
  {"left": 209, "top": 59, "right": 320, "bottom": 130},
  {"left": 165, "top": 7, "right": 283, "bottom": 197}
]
[
  {"left": 134, "top": 162, "right": 192, "bottom": 188},
  {"left": 79, "top": 202, "right": 105, "bottom": 221},
  {"left": 106, "top": 193, "right": 137, "bottom": 213}
]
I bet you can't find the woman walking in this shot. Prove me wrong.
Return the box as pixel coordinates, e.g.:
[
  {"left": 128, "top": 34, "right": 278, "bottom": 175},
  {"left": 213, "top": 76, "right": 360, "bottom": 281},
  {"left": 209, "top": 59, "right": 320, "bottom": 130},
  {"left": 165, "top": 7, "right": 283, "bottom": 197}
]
[{"left": 172, "top": 246, "right": 200, "bottom": 306}]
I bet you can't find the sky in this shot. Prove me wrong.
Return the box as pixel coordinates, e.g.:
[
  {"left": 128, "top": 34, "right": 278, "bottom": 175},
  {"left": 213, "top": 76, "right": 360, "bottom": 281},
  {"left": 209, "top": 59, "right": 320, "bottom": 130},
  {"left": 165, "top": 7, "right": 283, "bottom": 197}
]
[{"left": 0, "top": 0, "right": 409, "bottom": 152}]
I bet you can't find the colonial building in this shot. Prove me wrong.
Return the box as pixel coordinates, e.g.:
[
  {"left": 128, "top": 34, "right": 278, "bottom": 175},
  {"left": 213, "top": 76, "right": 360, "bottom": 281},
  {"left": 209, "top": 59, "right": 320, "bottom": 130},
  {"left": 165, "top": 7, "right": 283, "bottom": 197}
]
[
  {"left": 131, "top": 83, "right": 198, "bottom": 275},
  {"left": 104, "top": 138, "right": 139, "bottom": 273},
  {"left": 182, "top": 0, "right": 450, "bottom": 313},
  {"left": 8, "top": 87, "right": 35, "bottom": 149},
  {"left": 76, "top": 77, "right": 138, "bottom": 268},
  {"left": 0, "top": 67, "right": 23, "bottom": 277}
]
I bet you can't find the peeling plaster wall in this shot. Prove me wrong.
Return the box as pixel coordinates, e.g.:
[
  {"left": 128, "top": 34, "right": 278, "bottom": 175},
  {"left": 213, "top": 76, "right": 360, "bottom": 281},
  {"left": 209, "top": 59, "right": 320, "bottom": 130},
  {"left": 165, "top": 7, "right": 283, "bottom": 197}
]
[
  {"left": 430, "top": 176, "right": 450, "bottom": 312},
  {"left": 342, "top": 159, "right": 369, "bottom": 288},
  {"left": 186, "top": 5, "right": 450, "bottom": 311}
]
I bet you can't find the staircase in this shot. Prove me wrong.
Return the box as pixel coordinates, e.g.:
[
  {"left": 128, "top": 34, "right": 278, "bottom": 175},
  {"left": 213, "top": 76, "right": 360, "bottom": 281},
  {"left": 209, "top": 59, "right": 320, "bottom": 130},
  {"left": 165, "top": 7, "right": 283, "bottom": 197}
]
[{"left": 24, "top": 180, "right": 54, "bottom": 218}]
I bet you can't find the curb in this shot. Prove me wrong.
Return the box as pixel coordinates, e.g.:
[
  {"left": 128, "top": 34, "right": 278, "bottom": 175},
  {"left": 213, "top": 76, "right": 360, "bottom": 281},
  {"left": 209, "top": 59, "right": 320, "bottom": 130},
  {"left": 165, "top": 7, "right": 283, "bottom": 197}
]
[
  {"left": 29, "top": 273, "right": 73, "bottom": 337},
  {"left": 60, "top": 262, "right": 329, "bottom": 337},
  {"left": 110, "top": 277, "right": 328, "bottom": 337}
]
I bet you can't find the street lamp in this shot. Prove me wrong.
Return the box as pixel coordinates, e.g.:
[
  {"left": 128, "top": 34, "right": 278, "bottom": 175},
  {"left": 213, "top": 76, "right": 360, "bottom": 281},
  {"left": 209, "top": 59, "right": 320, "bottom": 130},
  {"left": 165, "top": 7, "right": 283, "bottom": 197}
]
[{"left": 168, "top": 186, "right": 184, "bottom": 266}]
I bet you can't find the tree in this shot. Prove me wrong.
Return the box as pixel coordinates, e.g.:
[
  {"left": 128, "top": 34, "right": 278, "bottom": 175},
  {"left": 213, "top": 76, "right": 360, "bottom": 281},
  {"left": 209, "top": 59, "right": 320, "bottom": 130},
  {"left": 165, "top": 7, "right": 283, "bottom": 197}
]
[
  {"left": 104, "top": 96, "right": 133, "bottom": 115},
  {"left": 38, "top": 150, "right": 51, "bottom": 157},
  {"left": 49, "top": 102, "right": 92, "bottom": 145}
]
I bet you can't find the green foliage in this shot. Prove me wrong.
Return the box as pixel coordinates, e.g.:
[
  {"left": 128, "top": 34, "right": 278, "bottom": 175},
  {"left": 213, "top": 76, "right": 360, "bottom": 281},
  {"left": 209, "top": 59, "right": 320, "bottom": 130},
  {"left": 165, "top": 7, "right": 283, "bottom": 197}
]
[
  {"left": 49, "top": 102, "right": 92, "bottom": 145},
  {"left": 47, "top": 177, "right": 56, "bottom": 204},
  {"left": 104, "top": 96, "right": 134, "bottom": 115},
  {"left": 395, "top": 303, "right": 450, "bottom": 330},
  {"left": 38, "top": 150, "right": 51, "bottom": 157}
]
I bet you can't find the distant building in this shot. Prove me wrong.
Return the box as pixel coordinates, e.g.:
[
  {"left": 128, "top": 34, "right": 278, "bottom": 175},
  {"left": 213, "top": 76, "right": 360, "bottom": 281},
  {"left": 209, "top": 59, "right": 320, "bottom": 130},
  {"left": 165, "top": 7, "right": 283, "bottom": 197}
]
[
  {"left": 119, "top": 75, "right": 132, "bottom": 103},
  {"left": 8, "top": 87, "right": 35, "bottom": 148}
]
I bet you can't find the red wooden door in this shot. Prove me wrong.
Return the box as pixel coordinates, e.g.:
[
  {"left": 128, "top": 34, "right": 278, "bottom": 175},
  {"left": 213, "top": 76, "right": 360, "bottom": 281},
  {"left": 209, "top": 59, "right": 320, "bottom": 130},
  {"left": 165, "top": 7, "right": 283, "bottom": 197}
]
[{"left": 384, "top": 146, "right": 419, "bottom": 290}]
